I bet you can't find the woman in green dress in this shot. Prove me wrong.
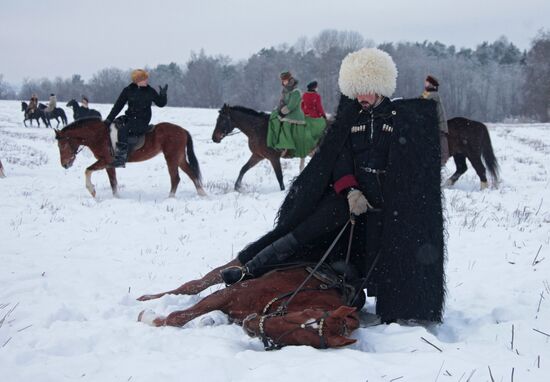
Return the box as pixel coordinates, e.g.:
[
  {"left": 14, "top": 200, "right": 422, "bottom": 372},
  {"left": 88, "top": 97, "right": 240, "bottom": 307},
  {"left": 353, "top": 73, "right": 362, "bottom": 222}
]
[{"left": 267, "top": 71, "right": 306, "bottom": 158}]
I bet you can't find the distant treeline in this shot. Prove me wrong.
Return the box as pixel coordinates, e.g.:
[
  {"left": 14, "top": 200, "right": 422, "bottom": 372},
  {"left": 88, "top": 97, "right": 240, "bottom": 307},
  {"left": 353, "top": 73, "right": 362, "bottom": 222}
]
[{"left": 1, "top": 29, "right": 549, "bottom": 122}]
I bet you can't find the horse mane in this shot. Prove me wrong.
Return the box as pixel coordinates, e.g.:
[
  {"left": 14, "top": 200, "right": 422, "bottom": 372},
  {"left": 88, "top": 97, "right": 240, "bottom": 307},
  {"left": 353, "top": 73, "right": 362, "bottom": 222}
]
[
  {"left": 61, "top": 118, "right": 102, "bottom": 131},
  {"left": 229, "top": 105, "right": 269, "bottom": 118}
]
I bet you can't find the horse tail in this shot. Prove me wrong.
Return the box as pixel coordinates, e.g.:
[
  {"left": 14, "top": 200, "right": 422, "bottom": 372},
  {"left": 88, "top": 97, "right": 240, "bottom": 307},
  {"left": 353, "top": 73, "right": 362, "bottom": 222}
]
[
  {"left": 480, "top": 122, "right": 499, "bottom": 183},
  {"left": 60, "top": 109, "right": 68, "bottom": 125},
  {"left": 185, "top": 132, "right": 202, "bottom": 185}
]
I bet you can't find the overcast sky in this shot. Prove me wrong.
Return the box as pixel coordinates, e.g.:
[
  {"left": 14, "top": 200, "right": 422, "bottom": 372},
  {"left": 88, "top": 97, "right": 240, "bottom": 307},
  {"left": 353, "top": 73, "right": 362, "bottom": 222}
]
[{"left": 1, "top": 0, "right": 549, "bottom": 84}]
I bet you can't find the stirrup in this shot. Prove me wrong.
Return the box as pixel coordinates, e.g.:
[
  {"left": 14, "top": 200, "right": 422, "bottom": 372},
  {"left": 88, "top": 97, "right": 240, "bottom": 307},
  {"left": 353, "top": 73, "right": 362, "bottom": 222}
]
[{"left": 222, "top": 265, "right": 249, "bottom": 285}]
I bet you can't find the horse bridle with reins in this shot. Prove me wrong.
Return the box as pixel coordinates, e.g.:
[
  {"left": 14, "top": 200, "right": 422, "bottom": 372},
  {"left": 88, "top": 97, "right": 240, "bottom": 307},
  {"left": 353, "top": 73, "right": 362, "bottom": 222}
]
[
  {"left": 219, "top": 109, "right": 242, "bottom": 139},
  {"left": 258, "top": 298, "right": 330, "bottom": 351},
  {"left": 55, "top": 134, "right": 84, "bottom": 156}
]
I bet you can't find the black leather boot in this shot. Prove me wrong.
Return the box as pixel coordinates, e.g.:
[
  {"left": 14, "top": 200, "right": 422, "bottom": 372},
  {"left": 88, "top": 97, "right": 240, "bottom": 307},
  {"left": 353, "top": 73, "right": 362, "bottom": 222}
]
[
  {"left": 221, "top": 233, "right": 300, "bottom": 285},
  {"left": 110, "top": 142, "right": 128, "bottom": 168}
]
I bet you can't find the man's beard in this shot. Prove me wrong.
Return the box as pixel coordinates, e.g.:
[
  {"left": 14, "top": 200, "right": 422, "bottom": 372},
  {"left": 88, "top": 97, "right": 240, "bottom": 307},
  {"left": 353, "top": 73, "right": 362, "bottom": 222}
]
[{"left": 360, "top": 101, "right": 373, "bottom": 110}]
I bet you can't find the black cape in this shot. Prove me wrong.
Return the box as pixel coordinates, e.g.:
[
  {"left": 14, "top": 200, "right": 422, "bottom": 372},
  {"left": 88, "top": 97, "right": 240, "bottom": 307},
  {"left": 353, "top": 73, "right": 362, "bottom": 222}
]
[{"left": 239, "top": 95, "right": 446, "bottom": 322}]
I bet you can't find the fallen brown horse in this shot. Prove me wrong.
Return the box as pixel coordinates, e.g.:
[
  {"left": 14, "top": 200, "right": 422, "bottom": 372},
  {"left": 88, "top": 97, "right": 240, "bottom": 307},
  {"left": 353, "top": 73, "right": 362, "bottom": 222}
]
[
  {"left": 446, "top": 117, "right": 500, "bottom": 189},
  {"left": 54, "top": 119, "right": 206, "bottom": 198},
  {"left": 137, "top": 266, "right": 359, "bottom": 349},
  {"left": 0, "top": 159, "right": 5, "bottom": 178}
]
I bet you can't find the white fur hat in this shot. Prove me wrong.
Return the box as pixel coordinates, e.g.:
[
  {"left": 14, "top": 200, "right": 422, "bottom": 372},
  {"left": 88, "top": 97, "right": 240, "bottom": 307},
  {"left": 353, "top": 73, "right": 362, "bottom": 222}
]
[{"left": 338, "top": 48, "right": 398, "bottom": 98}]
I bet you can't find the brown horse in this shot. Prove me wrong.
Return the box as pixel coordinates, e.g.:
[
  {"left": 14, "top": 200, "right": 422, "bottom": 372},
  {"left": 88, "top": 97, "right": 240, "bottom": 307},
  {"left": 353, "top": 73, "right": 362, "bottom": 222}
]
[
  {"left": 137, "top": 266, "right": 359, "bottom": 349},
  {"left": 0, "top": 159, "right": 5, "bottom": 178},
  {"left": 54, "top": 119, "right": 206, "bottom": 198},
  {"left": 446, "top": 117, "right": 500, "bottom": 189},
  {"left": 212, "top": 105, "right": 285, "bottom": 191}
]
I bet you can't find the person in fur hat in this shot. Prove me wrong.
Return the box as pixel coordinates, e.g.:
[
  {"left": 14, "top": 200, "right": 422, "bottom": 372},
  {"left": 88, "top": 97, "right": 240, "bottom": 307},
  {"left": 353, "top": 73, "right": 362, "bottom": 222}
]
[
  {"left": 28, "top": 93, "right": 39, "bottom": 114},
  {"left": 46, "top": 93, "right": 57, "bottom": 113},
  {"left": 300, "top": 80, "right": 327, "bottom": 156},
  {"left": 422, "top": 75, "right": 449, "bottom": 165},
  {"left": 267, "top": 71, "right": 306, "bottom": 157},
  {"left": 104, "top": 69, "right": 168, "bottom": 168},
  {"left": 217, "top": 48, "right": 446, "bottom": 324}
]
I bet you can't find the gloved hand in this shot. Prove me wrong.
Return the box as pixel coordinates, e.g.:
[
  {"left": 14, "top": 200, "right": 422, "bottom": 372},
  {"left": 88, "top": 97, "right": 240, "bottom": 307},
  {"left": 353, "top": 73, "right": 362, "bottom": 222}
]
[
  {"left": 159, "top": 84, "right": 168, "bottom": 96},
  {"left": 347, "top": 189, "right": 373, "bottom": 216},
  {"left": 278, "top": 109, "right": 286, "bottom": 118}
]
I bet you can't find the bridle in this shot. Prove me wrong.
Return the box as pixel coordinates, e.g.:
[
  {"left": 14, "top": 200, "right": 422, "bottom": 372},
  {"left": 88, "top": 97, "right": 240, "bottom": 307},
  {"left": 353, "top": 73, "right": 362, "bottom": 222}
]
[
  {"left": 217, "top": 110, "right": 240, "bottom": 139},
  {"left": 55, "top": 134, "right": 84, "bottom": 157},
  {"left": 258, "top": 301, "right": 330, "bottom": 351}
]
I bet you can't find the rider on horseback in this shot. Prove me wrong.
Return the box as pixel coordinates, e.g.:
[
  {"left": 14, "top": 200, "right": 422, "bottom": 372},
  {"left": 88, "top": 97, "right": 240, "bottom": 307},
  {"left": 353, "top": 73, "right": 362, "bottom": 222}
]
[
  {"left": 421, "top": 75, "right": 449, "bottom": 165},
  {"left": 28, "top": 93, "right": 39, "bottom": 115},
  {"left": 46, "top": 93, "right": 57, "bottom": 113},
  {"left": 104, "top": 69, "right": 168, "bottom": 168}
]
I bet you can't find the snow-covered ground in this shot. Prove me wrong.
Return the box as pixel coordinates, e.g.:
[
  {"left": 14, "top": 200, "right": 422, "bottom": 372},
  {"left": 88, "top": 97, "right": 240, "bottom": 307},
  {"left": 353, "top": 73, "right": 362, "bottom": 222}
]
[{"left": 1, "top": 100, "right": 549, "bottom": 381}]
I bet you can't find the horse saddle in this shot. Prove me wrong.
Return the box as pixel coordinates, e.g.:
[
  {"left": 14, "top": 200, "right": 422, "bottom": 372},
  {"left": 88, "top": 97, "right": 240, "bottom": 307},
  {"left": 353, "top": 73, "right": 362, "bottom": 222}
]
[
  {"left": 110, "top": 121, "right": 155, "bottom": 154},
  {"left": 305, "top": 262, "right": 365, "bottom": 309}
]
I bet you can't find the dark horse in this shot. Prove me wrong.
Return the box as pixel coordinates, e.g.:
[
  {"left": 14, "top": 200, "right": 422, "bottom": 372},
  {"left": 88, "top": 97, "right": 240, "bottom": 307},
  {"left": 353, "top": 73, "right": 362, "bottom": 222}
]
[
  {"left": 21, "top": 101, "right": 48, "bottom": 127},
  {"left": 38, "top": 103, "right": 68, "bottom": 127},
  {"left": 137, "top": 265, "right": 359, "bottom": 349},
  {"left": 66, "top": 99, "right": 102, "bottom": 121},
  {"left": 0, "top": 159, "right": 5, "bottom": 178},
  {"left": 446, "top": 117, "right": 499, "bottom": 189},
  {"left": 213, "top": 104, "right": 285, "bottom": 191},
  {"left": 54, "top": 119, "right": 206, "bottom": 198}
]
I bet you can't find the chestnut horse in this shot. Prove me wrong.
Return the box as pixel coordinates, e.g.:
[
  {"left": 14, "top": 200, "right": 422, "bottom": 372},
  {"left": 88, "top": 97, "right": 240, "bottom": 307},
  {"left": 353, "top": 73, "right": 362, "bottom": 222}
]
[
  {"left": 446, "top": 117, "right": 499, "bottom": 189},
  {"left": 138, "top": 266, "right": 359, "bottom": 349},
  {"left": 212, "top": 104, "right": 285, "bottom": 191},
  {"left": 54, "top": 119, "right": 206, "bottom": 198},
  {"left": 0, "top": 159, "right": 5, "bottom": 178}
]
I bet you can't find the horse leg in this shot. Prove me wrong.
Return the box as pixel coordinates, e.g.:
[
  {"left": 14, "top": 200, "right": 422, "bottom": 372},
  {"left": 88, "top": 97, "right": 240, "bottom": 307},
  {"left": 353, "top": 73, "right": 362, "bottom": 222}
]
[
  {"left": 267, "top": 155, "right": 285, "bottom": 191},
  {"left": 164, "top": 157, "right": 181, "bottom": 198},
  {"left": 0, "top": 160, "right": 5, "bottom": 178},
  {"left": 85, "top": 161, "right": 107, "bottom": 198},
  {"left": 445, "top": 154, "right": 467, "bottom": 187},
  {"left": 106, "top": 167, "right": 119, "bottom": 197},
  {"left": 468, "top": 154, "right": 489, "bottom": 189},
  {"left": 139, "top": 288, "right": 232, "bottom": 327},
  {"left": 137, "top": 258, "right": 240, "bottom": 301},
  {"left": 234, "top": 154, "right": 262, "bottom": 191},
  {"left": 178, "top": 160, "right": 206, "bottom": 197}
]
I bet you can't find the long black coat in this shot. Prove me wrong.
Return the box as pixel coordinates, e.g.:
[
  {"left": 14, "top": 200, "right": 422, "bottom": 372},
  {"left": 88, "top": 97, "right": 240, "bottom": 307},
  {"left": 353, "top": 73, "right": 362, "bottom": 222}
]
[
  {"left": 106, "top": 83, "right": 167, "bottom": 130},
  {"left": 239, "top": 95, "right": 446, "bottom": 323}
]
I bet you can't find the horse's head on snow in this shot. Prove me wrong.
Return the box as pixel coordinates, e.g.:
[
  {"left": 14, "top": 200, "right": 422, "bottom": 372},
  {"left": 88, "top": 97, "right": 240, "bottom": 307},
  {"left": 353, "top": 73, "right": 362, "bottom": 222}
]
[{"left": 242, "top": 306, "right": 359, "bottom": 350}]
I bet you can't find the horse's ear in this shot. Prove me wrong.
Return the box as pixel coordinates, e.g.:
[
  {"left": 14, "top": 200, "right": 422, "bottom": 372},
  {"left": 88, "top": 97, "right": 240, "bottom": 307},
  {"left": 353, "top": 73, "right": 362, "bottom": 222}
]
[
  {"left": 327, "top": 335, "right": 357, "bottom": 348},
  {"left": 331, "top": 306, "right": 356, "bottom": 318},
  {"left": 54, "top": 128, "right": 60, "bottom": 137}
]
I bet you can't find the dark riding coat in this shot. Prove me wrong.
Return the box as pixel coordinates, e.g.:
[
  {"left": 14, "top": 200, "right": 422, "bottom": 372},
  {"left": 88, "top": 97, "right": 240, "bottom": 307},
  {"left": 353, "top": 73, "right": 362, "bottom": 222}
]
[
  {"left": 238, "top": 95, "right": 446, "bottom": 323},
  {"left": 106, "top": 83, "right": 167, "bottom": 133}
]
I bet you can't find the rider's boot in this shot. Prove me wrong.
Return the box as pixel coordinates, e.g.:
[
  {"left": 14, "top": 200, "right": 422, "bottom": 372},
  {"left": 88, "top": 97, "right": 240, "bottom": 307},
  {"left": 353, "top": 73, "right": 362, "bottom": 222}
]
[
  {"left": 110, "top": 142, "right": 128, "bottom": 168},
  {"left": 221, "top": 233, "right": 299, "bottom": 285}
]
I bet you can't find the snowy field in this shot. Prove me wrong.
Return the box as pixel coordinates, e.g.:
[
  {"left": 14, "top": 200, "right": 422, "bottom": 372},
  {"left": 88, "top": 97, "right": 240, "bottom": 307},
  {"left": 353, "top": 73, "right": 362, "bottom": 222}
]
[{"left": 1, "top": 100, "right": 549, "bottom": 381}]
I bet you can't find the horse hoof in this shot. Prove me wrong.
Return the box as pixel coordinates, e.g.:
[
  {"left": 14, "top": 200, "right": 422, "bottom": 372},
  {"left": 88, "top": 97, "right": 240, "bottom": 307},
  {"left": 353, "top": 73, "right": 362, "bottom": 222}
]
[
  {"left": 197, "top": 188, "right": 207, "bottom": 197},
  {"left": 443, "top": 179, "right": 454, "bottom": 188},
  {"left": 138, "top": 309, "right": 158, "bottom": 326},
  {"left": 480, "top": 181, "right": 489, "bottom": 190}
]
